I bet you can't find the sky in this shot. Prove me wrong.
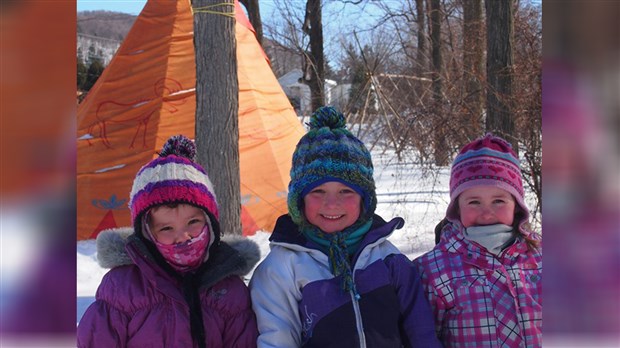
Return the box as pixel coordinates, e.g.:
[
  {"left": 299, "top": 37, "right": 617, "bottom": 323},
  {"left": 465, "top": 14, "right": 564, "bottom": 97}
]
[
  {"left": 76, "top": 0, "right": 279, "bottom": 17},
  {"left": 75, "top": 0, "right": 393, "bottom": 69},
  {"left": 75, "top": 1, "right": 377, "bottom": 28},
  {"left": 77, "top": 0, "right": 541, "bottom": 16},
  {"left": 77, "top": 0, "right": 147, "bottom": 15}
]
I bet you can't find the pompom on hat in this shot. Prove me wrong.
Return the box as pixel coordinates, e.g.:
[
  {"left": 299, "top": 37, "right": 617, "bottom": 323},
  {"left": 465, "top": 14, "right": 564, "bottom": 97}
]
[
  {"left": 446, "top": 133, "right": 530, "bottom": 232},
  {"left": 129, "top": 135, "right": 220, "bottom": 238},
  {"left": 287, "top": 106, "right": 376, "bottom": 226}
]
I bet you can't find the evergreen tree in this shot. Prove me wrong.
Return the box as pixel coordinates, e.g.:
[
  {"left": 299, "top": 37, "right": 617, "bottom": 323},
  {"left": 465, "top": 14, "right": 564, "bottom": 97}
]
[
  {"left": 348, "top": 62, "right": 367, "bottom": 113},
  {"left": 84, "top": 60, "right": 104, "bottom": 91},
  {"left": 347, "top": 44, "right": 375, "bottom": 113},
  {"left": 77, "top": 60, "right": 88, "bottom": 90},
  {"left": 324, "top": 58, "right": 338, "bottom": 81}
]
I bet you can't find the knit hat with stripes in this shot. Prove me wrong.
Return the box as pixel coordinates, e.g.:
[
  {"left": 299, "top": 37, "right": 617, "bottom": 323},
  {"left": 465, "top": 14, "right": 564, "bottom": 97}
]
[
  {"left": 129, "top": 135, "right": 220, "bottom": 239},
  {"left": 446, "top": 133, "right": 529, "bottom": 231},
  {"left": 287, "top": 106, "right": 376, "bottom": 226}
]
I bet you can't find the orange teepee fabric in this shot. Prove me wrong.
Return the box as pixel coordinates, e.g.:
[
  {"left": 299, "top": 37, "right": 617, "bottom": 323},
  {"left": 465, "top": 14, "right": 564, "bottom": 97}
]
[{"left": 77, "top": 0, "right": 304, "bottom": 239}]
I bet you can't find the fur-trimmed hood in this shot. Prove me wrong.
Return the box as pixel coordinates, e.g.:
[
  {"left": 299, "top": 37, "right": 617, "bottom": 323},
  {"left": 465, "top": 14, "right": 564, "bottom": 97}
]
[{"left": 96, "top": 227, "right": 261, "bottom": 278}]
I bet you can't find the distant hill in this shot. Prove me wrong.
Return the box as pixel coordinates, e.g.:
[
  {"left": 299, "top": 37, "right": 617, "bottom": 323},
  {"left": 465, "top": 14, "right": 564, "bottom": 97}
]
[
  {"left": 75, "top": 9, "right": 301, "bottom": 79},
  {"left": 77, "top": 10, "right": 136, "bottom": 41}
]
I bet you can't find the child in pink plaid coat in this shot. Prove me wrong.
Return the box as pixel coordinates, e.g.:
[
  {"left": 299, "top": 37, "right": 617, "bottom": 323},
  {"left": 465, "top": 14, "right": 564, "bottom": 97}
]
[{"left": 413, "top": 134, "right": 542, "bottom": 347}]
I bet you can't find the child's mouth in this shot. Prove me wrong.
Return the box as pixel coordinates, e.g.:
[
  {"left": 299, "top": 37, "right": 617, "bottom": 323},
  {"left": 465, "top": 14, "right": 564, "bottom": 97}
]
[{"left": 321, "top": 214, "right": 344, "bottom": 220}]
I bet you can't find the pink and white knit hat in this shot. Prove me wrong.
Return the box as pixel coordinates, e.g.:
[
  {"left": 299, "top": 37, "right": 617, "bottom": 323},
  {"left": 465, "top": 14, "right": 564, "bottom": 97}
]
[
  {"left": 129, "top": 135, "right": 219, "bottom": 236},
  {"left": 446, "top": 133, "right": 529, "bottom": 229}
]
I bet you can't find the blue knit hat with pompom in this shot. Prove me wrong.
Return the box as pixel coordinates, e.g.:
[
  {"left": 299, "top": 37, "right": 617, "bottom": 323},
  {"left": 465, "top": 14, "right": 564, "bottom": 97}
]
[{"left": 287, "top": 106, "right": 376, "bottom": 226}]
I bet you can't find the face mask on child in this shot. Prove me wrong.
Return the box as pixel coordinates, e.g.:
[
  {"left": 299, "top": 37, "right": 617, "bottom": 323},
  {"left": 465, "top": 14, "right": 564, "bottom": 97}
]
[
  {"left": 464, "top": 224, "right": 515, "bottom": 256},
  {"left": 143, "top": 215, "right": 211, "bottom": 273}
]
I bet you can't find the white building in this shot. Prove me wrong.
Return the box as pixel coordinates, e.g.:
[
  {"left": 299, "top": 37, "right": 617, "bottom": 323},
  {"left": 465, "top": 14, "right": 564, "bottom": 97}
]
[
  {"left": 277, "top": 69, "right": 351, "bottom": 115},
  {"left": 77, "top": 33, "right": 121, "bottom": 66}
]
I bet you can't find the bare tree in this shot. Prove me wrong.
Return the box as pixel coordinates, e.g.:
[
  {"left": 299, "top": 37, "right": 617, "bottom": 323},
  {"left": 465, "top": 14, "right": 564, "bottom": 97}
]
[
  {"left": 430, "top": 0, "right": 442, "bottom": 103},
  {"left": 415, "top": 0, "right": 427, "bottom": 74},
  {"left": 513, "top": 2, "right": 542, "bottom": 220},
  {"left": 193, "top": 0, "right": 242, "bottom": 235},
  {"left": 485, "top": 0, "right": 516, "bottom": 150},
  {"left": 303, "top": 0, "right": 326, "bottom": 111},
  {"left": 257, "top": 0, "right": 540, "bottom": 216},
  {"left": 430, "top": 0, "right": 448, "bottom": 166},
  {"left": 239, "top": 0, "right": 263, "bottom": 45},
  {"left": 462, "top": 0, "right": 484, "bottom": 142},
  {"left": 260, "top": 1, "right": 306, "bottom": 78}
]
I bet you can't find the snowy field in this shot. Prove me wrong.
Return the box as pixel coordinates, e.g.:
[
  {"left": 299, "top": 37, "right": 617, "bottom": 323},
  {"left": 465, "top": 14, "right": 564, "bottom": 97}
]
[{"left": 76, "top": 146, "right": 452, "bottom": 322}]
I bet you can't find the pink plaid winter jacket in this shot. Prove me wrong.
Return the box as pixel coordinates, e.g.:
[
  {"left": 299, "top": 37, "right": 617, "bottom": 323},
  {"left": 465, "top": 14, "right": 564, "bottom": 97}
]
[{"left": 413, "top": 223, "right": 542, "bottom": 347}]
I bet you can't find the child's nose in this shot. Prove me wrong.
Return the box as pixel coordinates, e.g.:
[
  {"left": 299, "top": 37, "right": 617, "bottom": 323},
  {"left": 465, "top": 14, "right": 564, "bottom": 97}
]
[
  {"left": 174, "top": 231, "right": 192, "bottom": 244},
  {"left": 324, "top": 193, "right": 339, "bottom": 206},
  {"left": 478, "top": 206, "right": 495, "bottom": 222}
]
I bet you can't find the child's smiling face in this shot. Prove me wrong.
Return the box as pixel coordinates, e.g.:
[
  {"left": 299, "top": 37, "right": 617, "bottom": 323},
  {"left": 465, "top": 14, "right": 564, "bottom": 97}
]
[
  {"left": 303, "top": 181, "right": 362, "bottom": 233},
  {"left": 458, "top": 186, "right": 516, "bottom": 228}
]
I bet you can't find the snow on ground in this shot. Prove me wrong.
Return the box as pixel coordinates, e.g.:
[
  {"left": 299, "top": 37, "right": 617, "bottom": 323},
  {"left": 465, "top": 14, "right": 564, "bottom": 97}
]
[{"left": 76, "top": 146, "right": 451, "bottom": 322}]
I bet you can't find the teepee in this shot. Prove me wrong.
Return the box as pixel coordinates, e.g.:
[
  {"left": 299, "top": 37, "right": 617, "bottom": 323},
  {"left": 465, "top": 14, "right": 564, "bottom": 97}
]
[{"left": 77, "top": 0, "right": 305, "bottom": 239}]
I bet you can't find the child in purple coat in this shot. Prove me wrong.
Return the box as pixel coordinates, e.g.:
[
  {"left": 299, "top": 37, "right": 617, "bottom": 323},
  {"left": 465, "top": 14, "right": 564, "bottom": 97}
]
[
  {"left": 414, "top": 134, "right": 542, "bottom": 347},
  {"left": 77, "top": 135, "right": 259, "bottom": 347}
]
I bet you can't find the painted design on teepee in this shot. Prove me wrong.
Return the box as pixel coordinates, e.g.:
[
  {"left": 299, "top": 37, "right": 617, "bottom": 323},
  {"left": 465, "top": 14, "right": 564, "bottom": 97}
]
[
  {"left": 92, "top": 194, "right": 127, "bottom": 210},
  {"left": 88, "top": 78, "right": 190, "bottom": 148},
  {"left": 89, "top": 194, "right": 127, "bottom": 239},
  {"left": 91, "top": 210, "right": 119, "bottom": 239}
]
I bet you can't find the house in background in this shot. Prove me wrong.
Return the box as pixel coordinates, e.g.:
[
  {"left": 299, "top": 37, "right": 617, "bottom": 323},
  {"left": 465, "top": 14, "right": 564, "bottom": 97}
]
[
  {"left": 277, "top": 69, "right": 310, "bottom": 115},
  {"left": 262, "top": 39, "right": 351, "bottom": 115},
  {"left": 277, "top": 69, "right": 350, "bottom": 115},
  {"left": 77, "top": 33, "right": 121, "bottom": 66},
  {"left": 328, "top": 83, "right": 351, "bottom": 113}
]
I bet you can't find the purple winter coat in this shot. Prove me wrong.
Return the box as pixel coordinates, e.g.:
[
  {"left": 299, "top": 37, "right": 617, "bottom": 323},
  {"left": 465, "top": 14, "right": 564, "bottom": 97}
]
[{"left": 77, "top": 227, "right": 260, "bottom": 348}]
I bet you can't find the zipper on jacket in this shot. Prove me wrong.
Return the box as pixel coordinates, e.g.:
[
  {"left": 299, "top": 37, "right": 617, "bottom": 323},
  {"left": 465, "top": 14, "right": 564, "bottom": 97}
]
[
  {"left": 351, "top": 290, "right": 367, "bottom": 347},
  {"left": 351, "top": 244, "right": 374, "bottom": 348}
]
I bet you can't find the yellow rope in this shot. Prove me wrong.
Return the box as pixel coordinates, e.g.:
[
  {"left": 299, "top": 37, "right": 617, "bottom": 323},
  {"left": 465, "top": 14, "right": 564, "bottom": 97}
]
[{"left": 191, "top": 2, "right": 235, "bottom": 18}]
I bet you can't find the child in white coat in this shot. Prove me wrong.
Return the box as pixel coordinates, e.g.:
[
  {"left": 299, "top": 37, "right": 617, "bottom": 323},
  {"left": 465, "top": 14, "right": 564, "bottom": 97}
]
[{"left": 250, "top": 107, "right": 441, "bottom": 348}]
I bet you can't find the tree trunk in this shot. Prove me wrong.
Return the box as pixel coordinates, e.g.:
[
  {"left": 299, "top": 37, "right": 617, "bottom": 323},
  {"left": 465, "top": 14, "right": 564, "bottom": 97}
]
[
  {"left": 239, "top": 0, "right": 263, "bottom": 46},
  {"left": 415, "top": 0, "right": 427, "bottom": 74},
  {"left": 193, "top": 0, "right": 242, "bottom": 235},
  {"left": 303, "top": 0, "right": 325, "bottom": 112},
  {"left": 430, "top": 0, "right": 448, "bottom": 166},
  {"left": 485, "top": 0, "right": 516, "bottom": 151},
  {"left": 462, "top": 0, "right": 484, "bottom": 141},
  {"left": 430, "top": 0, "right": 442, "bottom": 102}
]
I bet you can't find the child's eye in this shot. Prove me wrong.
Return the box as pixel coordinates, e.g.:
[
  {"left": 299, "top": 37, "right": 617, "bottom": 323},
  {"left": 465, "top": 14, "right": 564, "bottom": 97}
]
[
  {"left": 188, "top": 218, "right": 202, "bottom": 225},
  {"left": 340, "top": 189, "right": 355, "bottom": 194},
  {"left": 159, "top": 226, "right": 173, "bottom": 232},
  {"left": 467, "top": 200, "right": 480, "bottom": 205},
  {"left": 493, "top": 199, "right": 506, "bottom": 204},
  {"left": 310, "top": 189, "right": 325, "bottom": 194}
]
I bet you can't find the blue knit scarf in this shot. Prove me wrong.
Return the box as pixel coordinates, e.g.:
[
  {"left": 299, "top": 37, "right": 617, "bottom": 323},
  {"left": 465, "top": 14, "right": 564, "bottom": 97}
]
[{"left": 302, "top": 219, "right": 373, "bottom": 300}]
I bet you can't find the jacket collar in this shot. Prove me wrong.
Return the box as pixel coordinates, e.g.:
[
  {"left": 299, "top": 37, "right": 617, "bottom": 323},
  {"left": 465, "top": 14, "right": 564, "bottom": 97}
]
[
  {"left": 439, "top": 222, "right": 539, "bottom": 270},
  {"left": 270, "top": 214, "right": 404, "bottom": 252},
  {"left": 96, "top": 227, "right": 261, "bottom": 288}
]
